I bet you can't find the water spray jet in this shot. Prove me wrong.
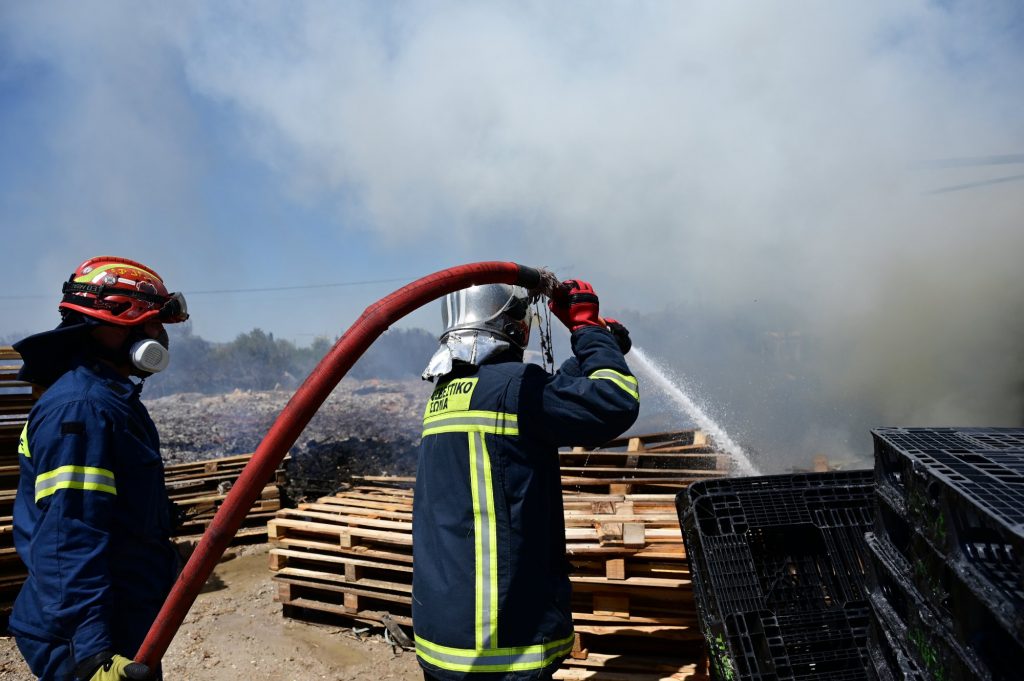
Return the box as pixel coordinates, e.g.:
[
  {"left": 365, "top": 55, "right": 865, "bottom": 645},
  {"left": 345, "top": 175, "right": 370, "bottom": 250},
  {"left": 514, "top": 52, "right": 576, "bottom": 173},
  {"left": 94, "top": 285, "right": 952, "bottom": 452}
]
[{"left": 630, "top": 347, "right": 758, "bottom": 476}]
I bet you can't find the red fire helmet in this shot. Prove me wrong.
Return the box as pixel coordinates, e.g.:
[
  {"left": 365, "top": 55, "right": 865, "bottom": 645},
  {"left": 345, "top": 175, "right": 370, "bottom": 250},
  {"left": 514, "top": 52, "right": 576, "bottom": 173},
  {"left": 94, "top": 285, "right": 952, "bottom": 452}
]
[{"left": 59, "top": 256, "right": 189, "bottom": 326}]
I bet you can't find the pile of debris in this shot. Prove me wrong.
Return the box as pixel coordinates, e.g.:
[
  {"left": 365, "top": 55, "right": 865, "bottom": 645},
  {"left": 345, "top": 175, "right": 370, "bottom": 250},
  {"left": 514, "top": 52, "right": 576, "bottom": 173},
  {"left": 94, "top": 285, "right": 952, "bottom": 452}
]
[{"left": 147, "top": 379, "right": 432, "bottom": 502}]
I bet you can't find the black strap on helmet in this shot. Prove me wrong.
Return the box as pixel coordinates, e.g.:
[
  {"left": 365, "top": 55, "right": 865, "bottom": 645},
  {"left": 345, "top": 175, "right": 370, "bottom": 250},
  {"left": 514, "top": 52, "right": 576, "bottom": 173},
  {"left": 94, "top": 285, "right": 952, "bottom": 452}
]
[
  {"left": 62, "top": 281, "right": 167, "bottom": 305},
  {"left": 61, "top": 281, "right": 188, "bottom": 321}
]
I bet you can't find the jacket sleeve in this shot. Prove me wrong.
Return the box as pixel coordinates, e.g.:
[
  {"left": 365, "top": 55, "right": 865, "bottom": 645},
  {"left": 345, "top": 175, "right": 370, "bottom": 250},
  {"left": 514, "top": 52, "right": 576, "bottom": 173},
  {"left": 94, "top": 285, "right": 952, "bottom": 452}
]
[
  {"left": 29, "top": 399, "right": 117, "bottom": 662},
  {"left": 521, "top": 326, "right": 640, "bottom": 447}
]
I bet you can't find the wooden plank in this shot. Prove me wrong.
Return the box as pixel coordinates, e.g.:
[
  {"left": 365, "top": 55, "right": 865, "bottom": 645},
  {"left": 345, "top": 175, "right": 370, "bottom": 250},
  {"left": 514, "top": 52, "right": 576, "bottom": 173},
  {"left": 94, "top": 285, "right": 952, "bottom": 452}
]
[
  {"left": 279, "top": 595, "right": 413, "bottom": 627},
  {"left": 559, "top": 651, "right": 704, "bottom": 673},
  {"left": 561, "top": 450, "right": 723, "bottom": 460},
  {"left": 560, "top": 467, "right": 723, "bottom": 476},
  {"left": 570, "top": 575, "right": 691, "bottom": 589},
  {"left": 296, "top": 502, "right": 413, "bottom": 521},
  {"left": 353, "top": 475, "right": 415, "bottom": 484},
  {"left": 571, "top": 611, "right": 694, "bottom": 626},
  {"left": 596, "top": 430, "right": 701, "bottom": 450},
  {"left": 267, "top": 518, "right": 412, "bottom": 545},
  {"left": 273, "top": 573, "right": 412, "bottom": 601},
  {"left": 268, "top": 537, "right": 414, "bottom": 564},
  {"left": 275, "top": 508, "right": 413, "bottom": 532},
  {"left": 593, "top": 594, "right": 630, "bottom": 618},
  {"left": 571, "top": 624, "right": 701, "bottom": 639},
  {"left": 269, "top": 548, "right": 413, "bottom": 574},
  {"left": 273, "top": 567, "right": 411, "bottom": 595}
]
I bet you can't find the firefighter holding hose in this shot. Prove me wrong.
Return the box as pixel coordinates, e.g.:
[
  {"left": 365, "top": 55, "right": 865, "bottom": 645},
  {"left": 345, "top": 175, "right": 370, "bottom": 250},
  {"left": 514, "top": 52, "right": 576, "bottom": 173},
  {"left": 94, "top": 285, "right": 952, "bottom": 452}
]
[
  {"left": 414, "top": 278, "right": 639, "bottom": 680},
  {"left": 10, "top": 257, "right": 188, "bottom": 681}
]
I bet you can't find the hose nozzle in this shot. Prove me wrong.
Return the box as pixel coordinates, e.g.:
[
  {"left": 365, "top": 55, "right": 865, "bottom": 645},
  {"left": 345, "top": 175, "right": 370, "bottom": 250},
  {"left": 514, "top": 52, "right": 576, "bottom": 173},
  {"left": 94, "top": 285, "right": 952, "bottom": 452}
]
[{"left": 516, "top": 265, "right": 560, "bottom": 301}]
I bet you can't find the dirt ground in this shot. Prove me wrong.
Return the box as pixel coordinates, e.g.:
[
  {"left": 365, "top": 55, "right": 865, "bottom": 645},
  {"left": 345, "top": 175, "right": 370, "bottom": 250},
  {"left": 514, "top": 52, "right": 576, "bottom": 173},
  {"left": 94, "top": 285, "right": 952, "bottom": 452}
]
[{"left": 0, "top": 544, "right": 422, "bottom": 681}]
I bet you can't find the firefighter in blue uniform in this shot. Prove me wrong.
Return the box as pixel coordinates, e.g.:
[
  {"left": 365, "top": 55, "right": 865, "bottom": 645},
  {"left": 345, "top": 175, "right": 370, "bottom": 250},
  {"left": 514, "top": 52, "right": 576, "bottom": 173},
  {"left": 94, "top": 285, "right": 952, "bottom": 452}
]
[
  {"left": 10, "top": 257, "right": 190, "bottom": 681},
  {"left": 414, "top": 279, "right": 639, "bottom": 681}
]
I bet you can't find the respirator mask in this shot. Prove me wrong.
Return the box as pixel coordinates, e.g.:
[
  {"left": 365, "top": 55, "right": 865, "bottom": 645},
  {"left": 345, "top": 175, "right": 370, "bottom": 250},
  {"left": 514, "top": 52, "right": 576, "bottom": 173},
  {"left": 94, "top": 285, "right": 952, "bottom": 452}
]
[{"left": 126, "top": 327, "right": 171, "bottom": 374}]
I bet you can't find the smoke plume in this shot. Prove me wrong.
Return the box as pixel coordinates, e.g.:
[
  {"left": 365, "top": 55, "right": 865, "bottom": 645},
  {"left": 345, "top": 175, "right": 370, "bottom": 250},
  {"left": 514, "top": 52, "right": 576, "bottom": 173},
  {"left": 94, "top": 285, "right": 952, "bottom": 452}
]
[{"left": 2, "top": 2, "right": 1022, "bottom": 468}]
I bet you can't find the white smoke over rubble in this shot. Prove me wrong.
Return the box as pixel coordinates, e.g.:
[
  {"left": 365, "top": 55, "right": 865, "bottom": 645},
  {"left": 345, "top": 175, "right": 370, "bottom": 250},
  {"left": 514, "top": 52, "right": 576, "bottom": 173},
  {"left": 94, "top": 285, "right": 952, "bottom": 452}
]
[{"left": 3, "top": 2, "right": 1023, "bottom": 467}]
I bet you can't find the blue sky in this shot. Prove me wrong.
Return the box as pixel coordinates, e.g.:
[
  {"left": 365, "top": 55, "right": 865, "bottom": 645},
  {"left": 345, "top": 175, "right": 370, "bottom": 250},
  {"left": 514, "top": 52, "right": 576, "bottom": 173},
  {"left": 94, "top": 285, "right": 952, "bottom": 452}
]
[{"left": 1, "top": 1, "right": 1022, "bottom": 355}]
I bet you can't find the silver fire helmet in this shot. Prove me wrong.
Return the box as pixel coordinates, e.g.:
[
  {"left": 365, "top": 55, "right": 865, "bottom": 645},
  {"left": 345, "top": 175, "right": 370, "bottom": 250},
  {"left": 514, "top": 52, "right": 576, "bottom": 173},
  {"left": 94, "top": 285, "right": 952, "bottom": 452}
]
[
  {"left": 442, "top": 284, "right": 531, "bottom": 348},
  {"left": 422, "top": 284, "right": 532, "bottom": 380}
]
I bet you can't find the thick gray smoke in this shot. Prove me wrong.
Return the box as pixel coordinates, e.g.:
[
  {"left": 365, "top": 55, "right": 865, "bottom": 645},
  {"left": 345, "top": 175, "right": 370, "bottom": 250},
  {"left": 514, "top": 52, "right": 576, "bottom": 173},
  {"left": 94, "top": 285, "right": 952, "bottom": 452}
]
[{"left": 3, "top": 2, "right": 1022, "bottom": 468}]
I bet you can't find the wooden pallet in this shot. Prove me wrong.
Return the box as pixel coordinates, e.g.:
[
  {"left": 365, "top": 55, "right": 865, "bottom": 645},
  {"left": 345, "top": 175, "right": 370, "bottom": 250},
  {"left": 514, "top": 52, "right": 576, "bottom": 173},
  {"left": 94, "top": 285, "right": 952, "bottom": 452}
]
[
  {"left": 270, "top": 478, "right": 712, "bottom": 678},
  {"left": 268, "top": 486, "right": 415, "bottom": 624},
  {"left": 163, "top": 454, "right": 288, "bottom": 540},
  {"left": 560, "top": 431, "right": 731, "bottom": 494}
]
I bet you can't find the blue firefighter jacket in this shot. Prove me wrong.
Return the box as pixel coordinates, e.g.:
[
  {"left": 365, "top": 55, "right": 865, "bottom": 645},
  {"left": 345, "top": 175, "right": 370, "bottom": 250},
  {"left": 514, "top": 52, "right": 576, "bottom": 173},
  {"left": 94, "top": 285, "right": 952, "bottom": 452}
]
[
  {"left": 413, "top": 326, "right": 640, "bottom": 679},
  {"left": 10, "top": 360, "right": 178, "bottom": 673}
]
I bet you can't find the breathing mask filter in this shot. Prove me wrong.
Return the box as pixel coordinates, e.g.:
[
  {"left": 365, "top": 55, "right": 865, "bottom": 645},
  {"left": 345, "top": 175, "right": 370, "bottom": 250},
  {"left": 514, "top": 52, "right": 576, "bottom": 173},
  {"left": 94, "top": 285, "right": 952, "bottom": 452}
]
[
  {"left": 130, "top": 338, "right": 170, "bottom": 373},
  {"left": 121, "top": 324, "right": 171, "bottom": 375}
]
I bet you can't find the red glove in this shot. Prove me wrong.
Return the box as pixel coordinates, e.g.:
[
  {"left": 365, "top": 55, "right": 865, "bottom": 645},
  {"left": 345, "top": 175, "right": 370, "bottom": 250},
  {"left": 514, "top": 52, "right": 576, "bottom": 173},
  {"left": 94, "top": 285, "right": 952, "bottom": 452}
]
[{"left": 549, "top": 280, "right": 603, "bottom": 331}]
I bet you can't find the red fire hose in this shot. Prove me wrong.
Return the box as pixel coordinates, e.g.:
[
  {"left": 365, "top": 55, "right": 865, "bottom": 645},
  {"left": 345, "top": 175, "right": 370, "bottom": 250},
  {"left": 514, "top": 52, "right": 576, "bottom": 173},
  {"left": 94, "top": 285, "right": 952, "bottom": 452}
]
[{"left": 134, "top": 261, "right": 546, "bottom": 669}]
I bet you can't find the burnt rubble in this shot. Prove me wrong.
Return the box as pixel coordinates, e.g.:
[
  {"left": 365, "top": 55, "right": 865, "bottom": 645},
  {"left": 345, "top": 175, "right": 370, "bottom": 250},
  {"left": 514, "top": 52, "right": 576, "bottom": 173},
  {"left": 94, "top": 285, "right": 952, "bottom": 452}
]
[{"left": 146, "top": 378, "right": 433, "bottom": 503}]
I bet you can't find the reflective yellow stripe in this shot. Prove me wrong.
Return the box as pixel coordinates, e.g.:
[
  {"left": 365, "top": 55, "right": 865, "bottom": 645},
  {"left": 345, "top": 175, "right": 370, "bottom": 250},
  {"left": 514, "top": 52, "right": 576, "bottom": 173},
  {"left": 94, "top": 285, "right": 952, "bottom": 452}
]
[
  {"left": 416, "top": 633, "right": 575, "bottom": 672},
  {"left": 468, "top": 434, "right": 484, "bottom": 647},
  {"left": 18, "top": 423, "right": 30, "bottom": 458},
  {"left": 468, "top": 432, "right": 501, "bottom": 649},
  {"left": 588, "top": 368, "right": 639, "bottom": 400},
  {"left": 481, "top": 434, "right": 498, "bottom": 648},
  {"left": 35, "top": 465, "right": 117, "bottom": 502},
  {"left": 422, "top": 410, "right": 519, "bottom": 437},
  {"left": 73, "top": 263, "right": 124, "bottom": 283}
]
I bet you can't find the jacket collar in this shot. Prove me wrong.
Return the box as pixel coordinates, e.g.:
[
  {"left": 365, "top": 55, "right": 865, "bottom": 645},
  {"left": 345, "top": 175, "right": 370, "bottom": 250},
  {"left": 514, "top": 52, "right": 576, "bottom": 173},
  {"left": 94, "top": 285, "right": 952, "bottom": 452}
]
[{"left": 74, "top": 358, "right": 141, "bottom": 398}]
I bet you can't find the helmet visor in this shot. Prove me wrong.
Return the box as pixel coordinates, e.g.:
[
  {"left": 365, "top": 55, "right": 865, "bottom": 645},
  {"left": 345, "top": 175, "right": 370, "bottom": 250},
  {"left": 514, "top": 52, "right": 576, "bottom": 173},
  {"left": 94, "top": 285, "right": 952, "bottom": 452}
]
[{"left": 159, "top": 292, "right": 189, "bottom": 323}]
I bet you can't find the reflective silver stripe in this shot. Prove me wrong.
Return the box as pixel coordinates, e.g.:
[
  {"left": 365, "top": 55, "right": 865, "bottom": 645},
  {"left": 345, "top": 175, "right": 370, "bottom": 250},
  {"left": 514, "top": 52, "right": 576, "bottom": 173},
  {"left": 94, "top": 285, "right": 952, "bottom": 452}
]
[
  {"left": 34, "top": 466, "right": 117, "bottom": 502},
  {"left": 416, "top": 633, "right": 575, "bottom": 672},
  {"left": 588, "top": 368, "right": 639, "bottom": 400},
  {"left": 422, "top": 411, "right": 519, "bottom": 436}
]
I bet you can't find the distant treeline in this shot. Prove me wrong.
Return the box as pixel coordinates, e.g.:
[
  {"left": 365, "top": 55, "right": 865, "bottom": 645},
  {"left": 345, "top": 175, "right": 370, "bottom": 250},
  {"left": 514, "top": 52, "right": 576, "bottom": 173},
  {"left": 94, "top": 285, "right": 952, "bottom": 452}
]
[{"left": 145, "top": 325, "right": 437, "bottom": 397}]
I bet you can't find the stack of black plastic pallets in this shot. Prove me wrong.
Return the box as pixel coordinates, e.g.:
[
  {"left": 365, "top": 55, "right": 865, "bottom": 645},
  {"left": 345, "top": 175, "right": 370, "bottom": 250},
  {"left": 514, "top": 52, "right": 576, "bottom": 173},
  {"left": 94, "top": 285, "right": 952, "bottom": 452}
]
[
  {"left": 868, "top": 427, "right": 1024, "bottom": 681},
  {"left": 677, "top": 470, "right": 876, "bottom": 681}
]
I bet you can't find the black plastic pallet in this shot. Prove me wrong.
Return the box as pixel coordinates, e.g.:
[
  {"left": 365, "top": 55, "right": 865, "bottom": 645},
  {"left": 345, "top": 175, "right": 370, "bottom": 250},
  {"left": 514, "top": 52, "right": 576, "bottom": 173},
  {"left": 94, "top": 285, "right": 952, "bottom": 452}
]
[
  {"left": 865, "top": 586, "right": 926, "bottom": 681},
  {"left": 864, "top": 532, "right": 1003, "bottom": 681},
  {"left": 875, "top": 489, "right": 1024, "bottom": 654},
  {"left": 872, "top": 428, "right": 1024, "bottom": 634},
  {"left": 710, "top": 606, "right": 872, "bottom": 681},
  {"left": 678, "top": 471, "right": 875, "bottom": 681}
]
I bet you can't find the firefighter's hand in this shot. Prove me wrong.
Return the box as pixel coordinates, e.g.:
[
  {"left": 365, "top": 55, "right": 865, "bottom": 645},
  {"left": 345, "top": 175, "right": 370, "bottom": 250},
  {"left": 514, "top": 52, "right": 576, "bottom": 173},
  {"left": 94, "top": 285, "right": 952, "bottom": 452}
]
[
  {"left": 85, "top": 655, "right": 151, "bottom": 681},
  {"left": 603, "top": 318, "right": 632, "bottom": 354},
  {"left": 549, "top": 280, "right": 603, "bottom": 331}
]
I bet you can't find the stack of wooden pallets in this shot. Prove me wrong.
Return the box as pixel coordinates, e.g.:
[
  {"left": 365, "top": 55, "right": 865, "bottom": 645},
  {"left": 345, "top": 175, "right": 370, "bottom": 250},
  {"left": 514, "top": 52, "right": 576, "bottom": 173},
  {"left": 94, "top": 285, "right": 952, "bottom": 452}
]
[
  {"left": 0, "top": 348, "right": 37, "bottom": 610},
  {"left": 270, "top": 429, "right": 723, "bottom": 680},
  {"left": 164, "top": 454, "right": 288, "bottom": 542}
]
